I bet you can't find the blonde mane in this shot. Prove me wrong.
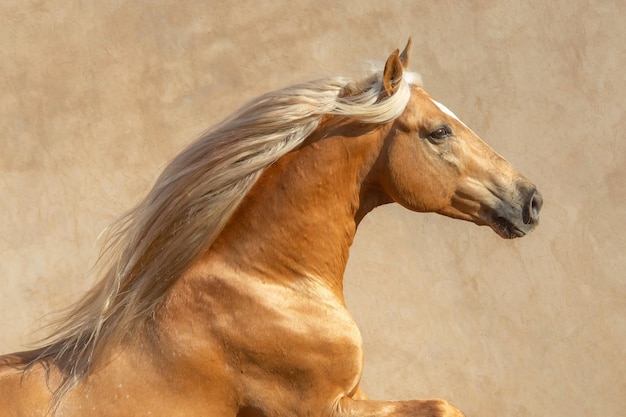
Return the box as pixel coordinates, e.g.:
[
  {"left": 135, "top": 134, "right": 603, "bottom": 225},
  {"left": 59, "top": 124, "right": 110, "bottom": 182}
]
[{"left": 34, "top": 67, "right": 422, "bottom": 403}]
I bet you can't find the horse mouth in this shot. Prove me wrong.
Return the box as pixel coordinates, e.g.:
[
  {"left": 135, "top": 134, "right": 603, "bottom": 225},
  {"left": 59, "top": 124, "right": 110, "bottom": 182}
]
[{"left": 492, "top": 216, "right": 527, "bottom": 239}]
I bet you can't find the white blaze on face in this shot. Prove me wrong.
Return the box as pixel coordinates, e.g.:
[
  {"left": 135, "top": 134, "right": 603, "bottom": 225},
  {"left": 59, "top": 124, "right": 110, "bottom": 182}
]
[
  {"left": 430, "top": 98, "right": 505, "bottom": 176},
  {"left": 431, "top": 99, "right": 468, "bottom": 128},
  {"left": 428, "top": 99, "right": 476, "bottom": 168}
]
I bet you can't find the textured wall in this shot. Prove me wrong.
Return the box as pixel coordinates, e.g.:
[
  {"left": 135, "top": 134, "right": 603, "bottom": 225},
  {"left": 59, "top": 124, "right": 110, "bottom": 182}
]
[{"left": 1, "top": 1, "right": 624, "bottom": 416}]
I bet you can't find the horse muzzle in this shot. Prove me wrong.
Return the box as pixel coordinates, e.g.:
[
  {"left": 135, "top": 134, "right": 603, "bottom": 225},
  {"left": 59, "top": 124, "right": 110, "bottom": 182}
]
[{"left": 489, "top": 187, "right": 543, "bottom": 239}]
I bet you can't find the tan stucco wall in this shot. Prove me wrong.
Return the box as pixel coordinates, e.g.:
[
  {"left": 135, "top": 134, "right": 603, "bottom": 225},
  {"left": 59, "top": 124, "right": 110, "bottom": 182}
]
[{"left": 1, "top": 1, "right": 624, "bottom": 416}]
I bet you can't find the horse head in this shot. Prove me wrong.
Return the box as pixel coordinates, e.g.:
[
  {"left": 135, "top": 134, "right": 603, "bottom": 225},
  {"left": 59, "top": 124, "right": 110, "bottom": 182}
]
[{"left": 375, "top": 40, "right": 542, "bottom": 238}]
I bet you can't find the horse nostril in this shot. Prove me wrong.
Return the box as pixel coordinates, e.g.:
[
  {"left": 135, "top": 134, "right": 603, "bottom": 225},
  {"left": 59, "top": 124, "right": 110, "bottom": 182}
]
[{"left": 524, "top": 190, "right": 543, "bottom": 224}]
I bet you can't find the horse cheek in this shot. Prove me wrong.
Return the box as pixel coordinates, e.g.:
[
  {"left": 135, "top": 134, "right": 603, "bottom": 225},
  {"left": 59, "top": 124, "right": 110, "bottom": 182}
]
[{"left": 383, "top": 140, "right": 433, "bottom": 212}]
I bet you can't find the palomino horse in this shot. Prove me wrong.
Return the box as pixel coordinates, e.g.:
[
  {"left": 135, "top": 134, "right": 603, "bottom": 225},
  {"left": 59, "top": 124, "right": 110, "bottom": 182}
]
[{"left": 0, "top": 40, "right": 542, "bottom": 417}]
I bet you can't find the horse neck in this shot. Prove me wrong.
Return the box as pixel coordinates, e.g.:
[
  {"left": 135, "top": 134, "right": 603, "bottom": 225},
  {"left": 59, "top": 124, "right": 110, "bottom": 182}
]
[{"left": 195, "top": 120, "right": 390, "bottom": 296}]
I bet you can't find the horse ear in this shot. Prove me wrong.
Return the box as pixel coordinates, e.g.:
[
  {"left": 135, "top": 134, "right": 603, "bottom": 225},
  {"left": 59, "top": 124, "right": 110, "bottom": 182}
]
[
  {"left": 382, "top": 49, "right": 403, "bottom": 98},
  {"left": 399, "top": 37, "right": 412, "bottom": 69}
]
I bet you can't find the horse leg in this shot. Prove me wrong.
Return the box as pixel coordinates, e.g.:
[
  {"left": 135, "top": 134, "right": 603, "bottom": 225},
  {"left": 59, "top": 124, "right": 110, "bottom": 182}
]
[{"left": 334, "top": 397, "right": 465, "bottom": 417}]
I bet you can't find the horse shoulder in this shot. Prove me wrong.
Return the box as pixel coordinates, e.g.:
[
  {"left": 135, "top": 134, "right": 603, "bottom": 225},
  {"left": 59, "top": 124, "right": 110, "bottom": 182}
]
[{"left": 160, "top": 265, "right": 365, "bottom": 414}]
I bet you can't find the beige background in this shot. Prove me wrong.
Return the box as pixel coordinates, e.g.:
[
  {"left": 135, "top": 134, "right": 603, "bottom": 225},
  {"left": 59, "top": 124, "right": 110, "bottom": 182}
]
[{"left": 1, "top": 1, "right": 624, "bottom": 416}]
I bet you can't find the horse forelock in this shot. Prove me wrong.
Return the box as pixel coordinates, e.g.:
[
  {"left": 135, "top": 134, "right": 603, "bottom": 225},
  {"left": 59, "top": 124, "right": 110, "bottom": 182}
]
[{"left": 33, "top": 65, "right": 422, "bottom": 409}]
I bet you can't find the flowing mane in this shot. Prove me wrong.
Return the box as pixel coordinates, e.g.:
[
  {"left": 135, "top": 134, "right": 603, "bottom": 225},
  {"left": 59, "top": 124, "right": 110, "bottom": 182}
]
[{"left": 33, "top": 66, "right": 423, "bottom": 400}]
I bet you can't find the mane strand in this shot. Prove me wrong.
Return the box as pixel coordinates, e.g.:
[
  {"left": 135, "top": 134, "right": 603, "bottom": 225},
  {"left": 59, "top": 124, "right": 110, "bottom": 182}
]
[{"left": 31, "top": 67, "right": 422, "bottom": 409}]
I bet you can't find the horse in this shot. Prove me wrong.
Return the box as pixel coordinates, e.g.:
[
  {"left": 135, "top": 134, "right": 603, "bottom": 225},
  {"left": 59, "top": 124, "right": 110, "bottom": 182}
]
[{"left": 0, "top": 39, "right": 542, "bottom": 417}]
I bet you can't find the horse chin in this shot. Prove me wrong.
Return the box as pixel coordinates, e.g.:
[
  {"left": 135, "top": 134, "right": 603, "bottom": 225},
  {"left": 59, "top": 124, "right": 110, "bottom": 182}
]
[
  {"left": 440, "top": 205, "right": 532, "bottom": 239},
  {"left": 478, "top": 196, "right": 541, "bottom": 239},
  {"left": 490, "top": 216, "right": 529, "bottom": 239}
]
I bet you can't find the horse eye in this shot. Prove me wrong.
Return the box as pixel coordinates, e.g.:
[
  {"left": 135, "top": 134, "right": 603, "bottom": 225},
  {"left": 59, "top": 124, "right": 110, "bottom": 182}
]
[{"left": 429, "top": 126, "right": 451, "bottom": 142}]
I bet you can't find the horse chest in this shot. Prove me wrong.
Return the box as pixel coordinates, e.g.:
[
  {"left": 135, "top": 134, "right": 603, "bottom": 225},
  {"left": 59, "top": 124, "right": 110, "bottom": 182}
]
[{"left": 186, "top": 274, "right": 365, "bottom": 397}]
